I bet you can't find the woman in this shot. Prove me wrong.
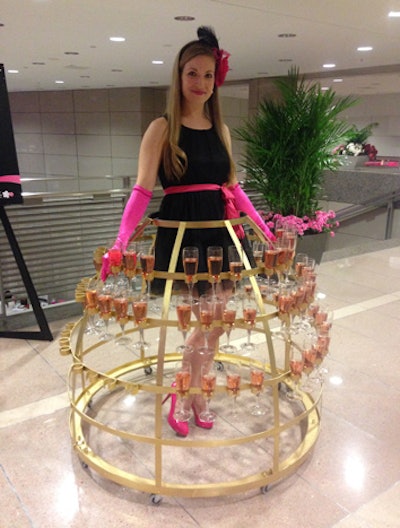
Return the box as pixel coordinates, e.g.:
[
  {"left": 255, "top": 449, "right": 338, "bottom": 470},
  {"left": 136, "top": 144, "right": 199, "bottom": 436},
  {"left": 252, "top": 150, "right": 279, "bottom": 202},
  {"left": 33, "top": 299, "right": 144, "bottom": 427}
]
[{"left": 102, "top": 26, "right": 275, "bottom": 436}]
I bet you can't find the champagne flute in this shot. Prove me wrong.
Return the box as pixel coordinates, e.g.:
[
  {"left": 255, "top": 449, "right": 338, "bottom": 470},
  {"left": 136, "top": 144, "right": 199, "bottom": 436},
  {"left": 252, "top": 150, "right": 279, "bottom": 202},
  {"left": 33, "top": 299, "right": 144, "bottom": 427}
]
[
  {"left": 241, "top": 295, "right": 258, "bottom": 354},
  {"left": 175, "top": 294, "right": 193, "bottom": 353},
  {"left": 96, "top": 281, "right": 114, "bottom": 341},
  {"left": 123, "top": 241, "right": 138, "bottom": 289},
  {"left": 294, "top": 252, "right": 308, "bottom": 280},
  {"left": 200, "top": 352, "right": 217, "bottom": 423},
  {"left": 286, "top": 344, "right": 304, "bottom": 401},
  {"left": 84, "top": 277, "right": 100, "bottom": 335},
  {"left": 226, "top": 361, "right": 242, "bottom": 417},
  {"left": 301, "top": 333, "right": 318, "bottom": 392},
  {"left": 199, "top": 294, "right": 215, "bottom": 351},
  {"left": 132, "top": 292, "right": 149, "bottom": 353},
  {"left": 207, "top": 246, "right": 223, "bottom": 298},
  {"left": 108, "top": 243, "right": 123, "bottom": 281},
  {"left": 228, "top": 245, "right": 243, "bottom": 295},
  {"left": 220, "top": 296, "right": 238, "bottom": 354},
  {"left": 113, "top": 282, "right": 131, "bottom": 345},
  {"left": 139, "top": 241, "right": 155, "bottom": 298},
  {"left": 174, "top": 357, "right": 192, "bottom": 422},
  {"left": 249, "top": 355, "right": 266, "bottom": 416},
  {"left": 182, "top": 246, "right": 199, "bottom": 301},
  {"left": 263, "top": 244, "right": 279, "bottom": 278},
  {"left": 252, "top": 241, "right": 266, "bottom": 269}
]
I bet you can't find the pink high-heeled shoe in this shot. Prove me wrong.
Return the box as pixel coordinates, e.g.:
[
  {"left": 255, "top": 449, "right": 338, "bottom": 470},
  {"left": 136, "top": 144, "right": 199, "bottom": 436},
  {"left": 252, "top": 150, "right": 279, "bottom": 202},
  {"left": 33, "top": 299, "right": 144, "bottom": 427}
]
[
  {"left": 163, "top": 383, "right": 189, "bottom": 437},
  {"left": 192, "top": 404, "right": 214, "bottom": 430}
]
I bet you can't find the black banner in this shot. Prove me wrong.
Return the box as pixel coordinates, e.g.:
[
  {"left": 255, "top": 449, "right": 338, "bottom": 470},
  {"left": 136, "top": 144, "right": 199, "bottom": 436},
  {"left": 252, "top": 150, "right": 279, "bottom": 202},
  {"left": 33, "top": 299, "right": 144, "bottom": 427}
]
[{"left": 0, "top": 64, "right": 23, "bottom": 206}]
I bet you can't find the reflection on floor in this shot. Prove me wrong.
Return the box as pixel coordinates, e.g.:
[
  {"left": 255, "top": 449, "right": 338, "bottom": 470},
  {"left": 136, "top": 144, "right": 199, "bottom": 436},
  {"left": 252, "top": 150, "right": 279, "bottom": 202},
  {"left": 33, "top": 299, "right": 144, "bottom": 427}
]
[{"left": 1, "top": 244, "right": 400, "bottom": 528}]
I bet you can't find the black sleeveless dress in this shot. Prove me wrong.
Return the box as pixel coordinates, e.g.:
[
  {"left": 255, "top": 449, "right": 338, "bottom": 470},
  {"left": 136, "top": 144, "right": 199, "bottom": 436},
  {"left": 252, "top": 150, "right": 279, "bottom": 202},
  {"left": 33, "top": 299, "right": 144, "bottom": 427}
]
[{"left": 152, "top": 124, "right": 233, "bottom": 293}]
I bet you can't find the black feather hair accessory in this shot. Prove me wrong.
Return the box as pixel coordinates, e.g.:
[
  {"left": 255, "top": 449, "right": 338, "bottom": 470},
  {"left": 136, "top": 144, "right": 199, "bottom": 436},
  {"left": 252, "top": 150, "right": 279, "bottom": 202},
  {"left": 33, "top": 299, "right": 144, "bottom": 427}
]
[{"left": 197, "top": 26, "right": 219, "bottom": 49}]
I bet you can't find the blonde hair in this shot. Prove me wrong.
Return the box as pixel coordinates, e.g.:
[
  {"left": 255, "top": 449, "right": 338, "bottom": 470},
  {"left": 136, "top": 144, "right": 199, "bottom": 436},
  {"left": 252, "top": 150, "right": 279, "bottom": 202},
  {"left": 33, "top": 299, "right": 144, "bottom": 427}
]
[{"left": 162, "top": 40, "right": 235, "bottom": 183}]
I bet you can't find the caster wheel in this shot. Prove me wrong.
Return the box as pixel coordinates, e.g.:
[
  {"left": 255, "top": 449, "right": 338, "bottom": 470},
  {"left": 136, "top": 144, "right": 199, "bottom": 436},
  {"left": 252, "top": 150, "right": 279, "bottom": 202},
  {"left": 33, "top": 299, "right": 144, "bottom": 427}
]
[
  {"left": 260, "top": 485, "right": 269, "bottom": 494},
  {"left": 144, "top": 366, "right": 153, "bottom": 375},
  {"left": 216, "top": 361, "right": 224, "bottom": 372},
  {"left": 150, "top": 493, "right": 162, "bottom": 505},
  {"left": 81, "top": 461, "right": 89, "bottom": 469},
  {"left": 87, "top": 399, "right": 93, "bottom": 409}
]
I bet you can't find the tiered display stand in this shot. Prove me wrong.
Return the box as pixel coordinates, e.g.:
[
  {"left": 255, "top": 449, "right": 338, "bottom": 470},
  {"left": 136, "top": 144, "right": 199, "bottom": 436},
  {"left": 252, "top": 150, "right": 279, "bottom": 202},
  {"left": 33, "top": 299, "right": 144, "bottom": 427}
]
[{"left": 60, "top": 216, "right": 322, "bottom": 502}]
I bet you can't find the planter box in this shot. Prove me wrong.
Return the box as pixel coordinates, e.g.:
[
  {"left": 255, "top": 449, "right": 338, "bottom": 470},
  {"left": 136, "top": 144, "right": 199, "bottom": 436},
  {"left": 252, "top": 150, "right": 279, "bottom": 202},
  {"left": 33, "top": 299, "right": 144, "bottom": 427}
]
[{"left": 296, "top": 232, "right": 328, "bottom": 264}]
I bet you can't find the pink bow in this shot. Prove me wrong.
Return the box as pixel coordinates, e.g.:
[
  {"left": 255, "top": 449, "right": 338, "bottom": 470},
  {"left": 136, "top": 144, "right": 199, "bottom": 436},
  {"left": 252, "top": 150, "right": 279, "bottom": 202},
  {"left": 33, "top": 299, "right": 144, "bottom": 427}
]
[{"left": 213, "top": 48, "right": 230, "bottom": 87}]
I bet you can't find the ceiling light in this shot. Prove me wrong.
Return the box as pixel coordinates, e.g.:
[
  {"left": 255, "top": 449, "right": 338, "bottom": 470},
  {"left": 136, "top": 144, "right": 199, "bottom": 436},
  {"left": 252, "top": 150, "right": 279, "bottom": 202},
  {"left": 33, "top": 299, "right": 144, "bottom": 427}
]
[
  {"left": 323, "top": 63, "right": 336, "bottom": 68},
  {"left": 55, "top": 80, "right": 64, "bottom": 84},
  {"left": 174, "top": 16, "right": 195, "bottom": 21},
  {"left": 7, "top": 69, "right": 19, "bottom": 74},
  {"left": 152, "top": 60, "right": 164, "bottom": 65},
  {"left": 388, "top": 11, "right": 400, "bottom": 17},
  {"left": 109, "top": 36, "right": 126, "bottom": 42},
  {"left": 333, "top": 78, "right": 343, "bottom": 82},
  {"left": 357, "top": 46, "right": 373, "bottom": 51}
]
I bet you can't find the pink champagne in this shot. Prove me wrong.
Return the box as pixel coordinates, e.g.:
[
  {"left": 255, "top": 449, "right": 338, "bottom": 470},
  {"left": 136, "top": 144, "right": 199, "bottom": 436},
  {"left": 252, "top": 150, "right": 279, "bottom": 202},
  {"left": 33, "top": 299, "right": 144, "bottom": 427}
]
[
  {"left": 201, "top": 372, "right": 216, "bottom": 397},
  {"left": 264, "top": 249, "right": 278, "bottom": 269},
  {"left": 226, "top": 373, "right": 241, "bottom": 396},
  {"left": 175, "top": 370, "right": 191, "bottom": 397},
  {"left": 177, "top": 303, "right": 191, "bottom": 329},
  {"left": 315, "top": 311, "right": 328, "bottom": 325},
  {"left": 200, "top": 309, "right": 213, "bottom": 326},
  {"left": 250, "top": 369, "right": 264, "bottom": 393},
  {"left": 295, "top": 262, "right": 306, "bottom": 277},
  {"left": 223, "top": 308, "right": 236, "bottom": 325},
  {"left": 229, "top": 261, "right": 243, "bottom": 277},
  {"left": 133, "top": 301, "right": 147, "bottom": 323},
  {"left": 243, "top": 307, "right": 257, "bottom": 325},
  {"left": 303, "top": 348, "right": 316, "bottom": 374},
  {"left": 113, "top": 298, "right": 128, "bottom": 319},
  {"left": 183, "top": 257, "right": 198, "bottom": 279},
  {"left": 97, "top": 294, "right": 112, "bottom": 314},
  {"left": 124, "top": 250, "right": 137, "bottom": 270},
  {"left": 85, "top": 289, "right": 97, "bottom": 309},
  {"left": 290, "top": 359, "right": 303, "bottom": 381},
  {"left": 207, "top": 256, "right": 223, "bottom": 278},
  {"left": 140, "top": 254, "right": 155, "bottom": 274}
]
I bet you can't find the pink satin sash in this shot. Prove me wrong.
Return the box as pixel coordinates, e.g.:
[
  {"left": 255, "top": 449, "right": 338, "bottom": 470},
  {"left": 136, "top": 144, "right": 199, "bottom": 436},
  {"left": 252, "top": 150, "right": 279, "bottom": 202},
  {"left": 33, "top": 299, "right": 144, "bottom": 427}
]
[{"left": 164, "top": 184, "right": 245, "bottom": 238}]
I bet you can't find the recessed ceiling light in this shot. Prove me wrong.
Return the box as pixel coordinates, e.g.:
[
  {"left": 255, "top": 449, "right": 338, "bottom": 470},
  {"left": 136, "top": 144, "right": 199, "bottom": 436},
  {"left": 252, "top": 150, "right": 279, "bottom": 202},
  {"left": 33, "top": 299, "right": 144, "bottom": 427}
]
[
  {"left": 357, "top": 46, "right": 373, "bottom": 51},
  {"left": 333, "top": 78, "right": 343, "bottom": 83},
  {"left": 323, "top": 63, "right": 336, "bottom": 68},
  {"left": 109, "top": 36, "right": 126, "bottom": 42},
  {"left": 7, "top": 69, "right": 19, "bottom": 74},
  {"left": 174, "top": 16, "right": 195, "bottom": 21},
  {"left": 152, "top": 60, "right": 164, "bottom": 65},
  {"left": 278, "top": 33, "right": 296, "bottom": 38},
  {"left": 55, "top": 80, "right": 64, "bottom": 84},
  {"left": 388, "top": 11, "right": 400, "bottom": 17}
]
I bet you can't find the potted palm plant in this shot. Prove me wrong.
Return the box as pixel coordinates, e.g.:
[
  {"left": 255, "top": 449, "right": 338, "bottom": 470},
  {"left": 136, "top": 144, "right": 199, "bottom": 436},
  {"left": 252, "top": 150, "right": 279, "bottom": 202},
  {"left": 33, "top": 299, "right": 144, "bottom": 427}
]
[{"left": 235, "top": 67, "right": 358, "bottom": 261}]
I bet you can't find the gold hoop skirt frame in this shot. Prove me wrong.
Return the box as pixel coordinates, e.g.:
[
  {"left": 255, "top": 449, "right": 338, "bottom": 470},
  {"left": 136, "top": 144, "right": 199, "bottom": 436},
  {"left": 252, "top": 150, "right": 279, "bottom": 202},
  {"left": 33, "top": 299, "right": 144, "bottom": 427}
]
[{"left": 60, "top": 216, "right": 321, "bottom": 499}]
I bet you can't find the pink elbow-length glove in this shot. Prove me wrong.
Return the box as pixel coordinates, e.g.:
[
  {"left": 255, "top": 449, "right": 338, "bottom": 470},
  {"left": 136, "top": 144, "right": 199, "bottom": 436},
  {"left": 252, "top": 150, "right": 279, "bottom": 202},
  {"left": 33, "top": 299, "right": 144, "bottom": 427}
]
[
  {"left": 231, "top": 183, "right": 276, "bottom": 242},
  {"left": 101, "top": 184, "right": 152, "bottom": 281}
]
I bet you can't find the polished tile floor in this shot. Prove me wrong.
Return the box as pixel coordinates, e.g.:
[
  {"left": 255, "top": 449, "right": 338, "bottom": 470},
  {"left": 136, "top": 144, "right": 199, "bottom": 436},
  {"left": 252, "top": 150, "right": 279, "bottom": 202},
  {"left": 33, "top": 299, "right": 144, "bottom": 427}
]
[{"left": 1, "top": 244, "right": 400, "bottom": 528}]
